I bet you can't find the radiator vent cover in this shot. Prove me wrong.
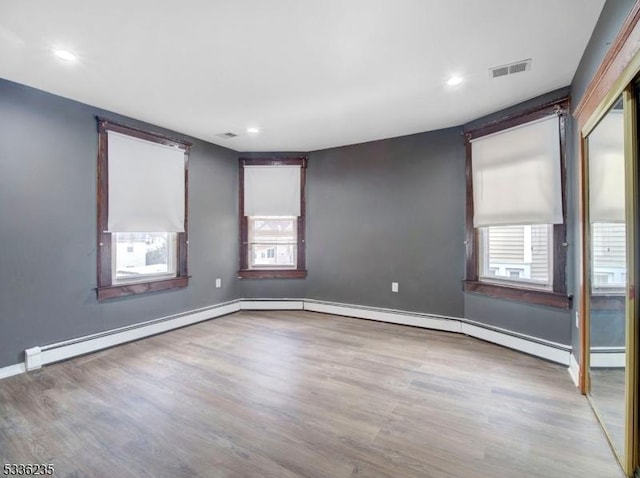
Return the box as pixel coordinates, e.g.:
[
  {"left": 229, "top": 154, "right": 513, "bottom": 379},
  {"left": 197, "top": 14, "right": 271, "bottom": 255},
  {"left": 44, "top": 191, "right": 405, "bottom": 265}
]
[{"left": 490, "top": 59, "right": 531, "bottom": 78}]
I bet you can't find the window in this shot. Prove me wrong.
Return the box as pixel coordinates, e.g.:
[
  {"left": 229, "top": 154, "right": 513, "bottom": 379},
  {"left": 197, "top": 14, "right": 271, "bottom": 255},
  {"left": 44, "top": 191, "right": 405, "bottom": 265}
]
[
  {"left": 463, "top": 98, "right": 571, "bottom": 309},
  {"left": 479, "top": 224, "right": 553, "bottom": 289},
  {"left": 249, "top": 216, "right": 297, "bottom": 268},
  {"left": 239, "top": 157, "right": 307, "bottom": 279},
  {"left": 508, "top": 269, "right": 523, "bottom": 279},
  {"left": 587, "top": 105, "right": 626, "bottom": 295},
  {"left": 591, "top": 222, "right": 626, "bottom": 293},
  {"left": 113, "top": 232, "right": 177, "bottom": 282},
  {"left": 96, "top": 119, "right": 190, "bottom": 300}
]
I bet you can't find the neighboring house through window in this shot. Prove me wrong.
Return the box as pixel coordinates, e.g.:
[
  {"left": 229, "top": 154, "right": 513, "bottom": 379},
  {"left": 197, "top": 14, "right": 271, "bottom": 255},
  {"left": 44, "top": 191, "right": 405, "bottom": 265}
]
[
  {"left": 587, "top": 104, "right": 626, "bottom": 294},
  {"left": 479, "top": 224, "right": 553, "bottom": 289}
]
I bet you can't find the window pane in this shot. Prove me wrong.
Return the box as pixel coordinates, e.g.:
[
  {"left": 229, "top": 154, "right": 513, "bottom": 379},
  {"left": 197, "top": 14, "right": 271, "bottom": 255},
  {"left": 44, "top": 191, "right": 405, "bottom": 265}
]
[
  {"left": 591, "top": 222, "right": 626, "bottom": 290},
  {"left": 479, "top": 224, "right": 552, "bottom": 288},
  {"left": 250, "top": 243, "right": 297, "bottom": 266},
  {"left": 248, "top": 216, "right": 297, "bottom": 268},
  {"left": 113, "top": 232, "right": 176, "bottom": 281}
]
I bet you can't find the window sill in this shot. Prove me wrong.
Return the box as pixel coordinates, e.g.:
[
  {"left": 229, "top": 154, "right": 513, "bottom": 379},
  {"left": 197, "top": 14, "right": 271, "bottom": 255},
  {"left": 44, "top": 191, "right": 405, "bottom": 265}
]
[
  {"left": 238, "top": 269, "right": 307, "bottom": 279},
  {"left": 97, "top": 276, "right": 189, "bottom": 300},
  {"left": 463, "top": 280, "right": 572, "bottom": 309}
]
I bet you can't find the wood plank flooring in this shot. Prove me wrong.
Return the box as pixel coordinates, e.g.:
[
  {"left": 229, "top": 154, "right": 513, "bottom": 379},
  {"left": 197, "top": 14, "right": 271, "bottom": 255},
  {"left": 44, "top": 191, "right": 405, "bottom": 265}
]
[
  {"left": 590, "top": 368, "right": 626, "bottom": 461},
  {"left": 0, "top": 311, "right": 624, "bottom": 477}
]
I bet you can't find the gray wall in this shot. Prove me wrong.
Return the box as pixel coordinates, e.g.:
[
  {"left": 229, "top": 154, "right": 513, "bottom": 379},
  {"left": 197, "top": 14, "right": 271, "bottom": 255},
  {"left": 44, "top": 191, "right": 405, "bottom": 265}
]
[
  {"left": 237, "top": 131, "right": 467, "bottom": 320},
  {"left": 591, "top": 310, "right": 625, "bottom": 347},
  {"left": 305, "top": 128, "right": 466, "bottom": 318},
  {"left": 0, "top": 79, "right": 239, "bottom": 368},
  {"left": 569, "top": 0, "right": 635, "bottom": 353},
  {"left": 464, "top": 294, "right": 572, "bottom": 343}
]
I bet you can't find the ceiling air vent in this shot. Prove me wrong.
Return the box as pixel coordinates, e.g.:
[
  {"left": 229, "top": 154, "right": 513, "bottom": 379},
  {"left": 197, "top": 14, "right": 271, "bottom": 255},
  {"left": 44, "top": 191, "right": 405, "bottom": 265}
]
[
  {"left": 216, "top": 132, "right": 238, "bottom": 139},
  {"left": 492, "top": 66, "right": 509, "bottom": 78},
  {"left": 489, "top": 59, "right": 532, "bottom": 78}
]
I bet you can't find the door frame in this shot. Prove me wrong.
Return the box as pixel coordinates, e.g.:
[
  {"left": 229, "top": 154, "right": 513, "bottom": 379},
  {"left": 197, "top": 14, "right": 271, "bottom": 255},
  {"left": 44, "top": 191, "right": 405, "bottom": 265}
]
[{"left": 575, "top": 3, "right": 640, "bottom": 475}]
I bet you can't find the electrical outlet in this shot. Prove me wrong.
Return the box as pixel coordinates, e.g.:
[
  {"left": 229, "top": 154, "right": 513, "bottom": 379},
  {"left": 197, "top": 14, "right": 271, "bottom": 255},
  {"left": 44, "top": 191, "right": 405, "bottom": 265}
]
[
  {"left": 575, "top": 311, "right": 579, "bottom": 329},
  {"left": 215, "top": 278, "right": 222, "bottom": 288},
  {"left": 392, "top": 282, "right": 399, "bottom": 293}
]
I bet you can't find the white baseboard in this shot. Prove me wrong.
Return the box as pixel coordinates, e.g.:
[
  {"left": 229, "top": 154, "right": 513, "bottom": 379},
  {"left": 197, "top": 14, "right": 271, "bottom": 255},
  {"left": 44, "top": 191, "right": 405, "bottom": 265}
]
[
  {"left": 37, "top": 300, "right": 240, "bottom": 368},
  {"left": 303, "top": 299, "right": 570, "bottom": 366},
  {"left": 0, "top": 363, "right": 26, "bottom": 379},
  {"left": 590, "top": 347, "right": 626, "bottom": 368},
  {"left": 3, "top": 297, "right": 575, "bottom": 381},
  {"left": 569, "top": 353, "right": 580, "bottom": 387},
  {"left": 240, "top": 300, "right": 304, "bottom": 310},
  {"left": 460, "top": 321, "right": 570, "bottom": 366},
  {"left": 304, "top": 300, "right": 461, "bottom": 333}
]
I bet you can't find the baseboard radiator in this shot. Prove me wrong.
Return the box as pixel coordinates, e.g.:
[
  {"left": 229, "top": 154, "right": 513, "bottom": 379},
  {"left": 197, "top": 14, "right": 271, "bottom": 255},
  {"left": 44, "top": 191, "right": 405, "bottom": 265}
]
[{"left": 0, "top": 298, "right": 573, "bottom": 380}]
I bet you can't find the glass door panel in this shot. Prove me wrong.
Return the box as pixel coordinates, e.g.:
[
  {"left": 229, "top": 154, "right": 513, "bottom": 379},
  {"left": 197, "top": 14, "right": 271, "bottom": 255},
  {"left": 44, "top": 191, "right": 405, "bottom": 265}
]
[{"left": 587, "top": 95, "right": 627, "bottom": 462}]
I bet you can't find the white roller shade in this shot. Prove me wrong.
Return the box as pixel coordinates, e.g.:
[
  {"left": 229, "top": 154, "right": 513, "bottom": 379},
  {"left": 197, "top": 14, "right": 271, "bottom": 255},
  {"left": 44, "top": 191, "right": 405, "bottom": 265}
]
[
  {"left": 107, "top": 131, "right": 185, "bottom": 232},
  {"left": 471, "top": 115, "right": 563, "bottom": 227},
  {"left": 588, "top": 109, "right": 624, "bottom": 223},
  {"left": 244, "top": 165, "right": 301, "bottom": 216}
]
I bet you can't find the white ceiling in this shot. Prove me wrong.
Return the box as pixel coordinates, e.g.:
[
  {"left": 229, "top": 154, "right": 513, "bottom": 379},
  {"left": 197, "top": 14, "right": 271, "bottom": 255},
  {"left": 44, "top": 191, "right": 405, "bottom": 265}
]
[{"left": 0, "top": 1, "right": 605, "bottom": 152}]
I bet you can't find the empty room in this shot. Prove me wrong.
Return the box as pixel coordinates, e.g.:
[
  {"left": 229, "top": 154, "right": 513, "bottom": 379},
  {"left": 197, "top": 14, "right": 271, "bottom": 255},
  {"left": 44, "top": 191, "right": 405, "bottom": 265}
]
[{"left": 2, "top": 0, "right": 640, "bottom": 477}]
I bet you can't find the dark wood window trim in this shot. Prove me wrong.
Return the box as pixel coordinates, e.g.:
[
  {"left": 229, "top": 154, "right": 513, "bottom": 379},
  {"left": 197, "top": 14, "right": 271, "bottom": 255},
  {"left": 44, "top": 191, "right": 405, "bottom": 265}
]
[
  {"left": 462, "top": 97, "right": 572, "bottom": 309},
  {"left": 238, "top": 156, "right": 307, "bottom": 279},
  {"left": 96, "top": 118, "right": 191, "bottom": 300}
]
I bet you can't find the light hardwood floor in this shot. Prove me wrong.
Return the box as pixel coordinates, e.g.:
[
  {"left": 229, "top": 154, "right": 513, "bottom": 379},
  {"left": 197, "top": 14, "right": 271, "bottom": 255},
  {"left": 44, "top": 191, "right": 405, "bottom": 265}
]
[
  {"left": 590, "top": 368, "right": 626, "bottom": 461},
  {"left": 0, "top": 311, "right": 624, "bottom": 477}
]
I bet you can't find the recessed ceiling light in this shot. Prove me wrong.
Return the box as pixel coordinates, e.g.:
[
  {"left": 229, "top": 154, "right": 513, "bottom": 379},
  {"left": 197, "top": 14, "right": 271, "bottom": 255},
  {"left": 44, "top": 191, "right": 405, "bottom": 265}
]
[
  {"left": 247, "top": 127, "right": 260, "bottom": 134},
  {"left": 53, "top": 49, "right": 77, "bottom": 62},
  {"left": 447, "top": 75, "right": 463, "bottom": 86}
]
